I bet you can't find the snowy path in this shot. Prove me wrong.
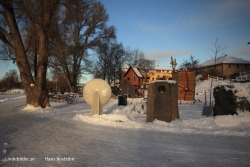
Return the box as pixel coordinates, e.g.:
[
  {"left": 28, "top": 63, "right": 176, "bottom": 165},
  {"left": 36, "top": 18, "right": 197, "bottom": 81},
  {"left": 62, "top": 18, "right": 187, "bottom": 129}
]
[{"left": 1, "top": 99, "right": 250, "bottom": 166}]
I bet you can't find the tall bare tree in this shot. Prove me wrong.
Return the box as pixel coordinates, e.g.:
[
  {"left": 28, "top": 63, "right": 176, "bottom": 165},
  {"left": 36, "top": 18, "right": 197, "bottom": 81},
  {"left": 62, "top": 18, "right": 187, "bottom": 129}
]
[
  {"left": 179, "top": 55, "right": 199, "bottom": 71},
  {"left": 93, "top": 38, "right": 126, "bottom": 83},
  {"left": 209, "top": 37, "right": 227, "bottom": 106},
  {"left": 0, "top": 0, "right": 60, "bottom": 107},
  {"left": 127, "top": 48, "right": 155, "bottom": 76},
  {"left": 49, "top": 0, "right": 115, "bottom": 92}
]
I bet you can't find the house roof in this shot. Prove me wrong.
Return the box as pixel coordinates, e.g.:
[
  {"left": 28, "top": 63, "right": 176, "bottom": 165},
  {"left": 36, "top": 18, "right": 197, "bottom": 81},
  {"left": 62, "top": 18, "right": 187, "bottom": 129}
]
[
  {"left": 153, "top": 66, "right": 173, "bottom": 70},
  {"left": 122, "top": 65, "right": 173, "bottom": 71},
  {"left": 123, "top": 66, "right": 144, "bottom": 78},
  {"left": 198, "top": 54, "right": 250, "bottom": 67},
  {"left": 131, "top": 66, "right": 144, "bottom": 77}
]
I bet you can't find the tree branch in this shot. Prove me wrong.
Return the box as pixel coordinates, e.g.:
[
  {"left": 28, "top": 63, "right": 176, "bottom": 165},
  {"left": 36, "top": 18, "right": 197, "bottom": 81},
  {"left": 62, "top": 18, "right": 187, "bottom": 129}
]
[
  {"left": 0, "top": 34, "right": 14, "bottom": 51},
  {"left": 0, "top": 26, "right": 11, "bottom": 39},
  {"left": 0, "top": 11, "right": 4, "bottom": 16}
]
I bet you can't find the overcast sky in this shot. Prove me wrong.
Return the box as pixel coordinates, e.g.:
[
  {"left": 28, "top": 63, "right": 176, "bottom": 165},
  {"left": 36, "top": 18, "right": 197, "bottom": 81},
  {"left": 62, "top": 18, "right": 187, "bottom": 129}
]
[{"left": 0, "top": 0, "right": 249, "bottom": 82}]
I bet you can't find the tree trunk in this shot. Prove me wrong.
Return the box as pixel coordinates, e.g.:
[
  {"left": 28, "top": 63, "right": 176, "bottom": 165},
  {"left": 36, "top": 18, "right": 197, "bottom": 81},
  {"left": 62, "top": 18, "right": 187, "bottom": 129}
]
[
  {"left": 25, "top": 86, "right": 50, "bottom": 108},
  {"left": 1, "top": 1, "right": 54, "bottom": 108}
]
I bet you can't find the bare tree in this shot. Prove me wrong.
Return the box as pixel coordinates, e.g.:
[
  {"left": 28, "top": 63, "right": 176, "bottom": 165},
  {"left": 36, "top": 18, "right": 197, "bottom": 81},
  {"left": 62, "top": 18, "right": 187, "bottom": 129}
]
[
  {"left": 0, "top": 0, "right": 60, "bottom": 107},
  {"left": 179, "top": 55, "right": 199, "bottom": 71},
  {"left": 49, "top": 0, "right": 115, "bottom": 92},
  {"left": 1, "top": 69, "right": 20, "bottom": 89},
  {"left": 209, "top": 37, "right": 227, "bottom": 106},
  {"left": 125, "top": 48, "right": 155, "bottom": 84},
  {"left": 94, "top": 38, "right": 126, "bottom": 83},
  {"left": 126, "top": 48, "right": 155, "bottom": 74}
]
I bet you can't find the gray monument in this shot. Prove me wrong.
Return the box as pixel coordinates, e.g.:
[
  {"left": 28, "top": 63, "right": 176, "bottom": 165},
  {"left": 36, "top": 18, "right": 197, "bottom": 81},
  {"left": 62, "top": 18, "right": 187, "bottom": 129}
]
[
  {"left": 83, "top": 79, "right": 111, "bottom": 115},
  {"left": 147, "top": 80, "right": 179, "bottom": 122}
]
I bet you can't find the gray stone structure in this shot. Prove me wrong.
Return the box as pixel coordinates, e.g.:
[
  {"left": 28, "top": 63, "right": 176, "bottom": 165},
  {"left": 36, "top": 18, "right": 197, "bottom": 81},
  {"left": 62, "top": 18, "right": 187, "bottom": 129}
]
[{"left": 147, "top": 80, "right": 179, "bottom": 122}]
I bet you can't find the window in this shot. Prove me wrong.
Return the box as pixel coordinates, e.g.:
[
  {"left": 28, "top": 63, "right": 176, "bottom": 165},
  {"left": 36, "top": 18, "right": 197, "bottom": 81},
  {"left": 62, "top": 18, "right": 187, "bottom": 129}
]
[
  {"left": 237, "top": 64, "right": 239, "bottom": 68},
  {"left": 152, "top": 77, "right": 154, "bottom": 81},
  {"left": 245, "top": 64, "right": 248, "bottom": 69},
  {"left": 127, "top": 77, "right": 130, "bottom": 81},
  {"left": 228, "top": 64, "right": 230, "bottom": 68},
  {"left": 133, "top": 77, "right": 136, "bottom": 81}
]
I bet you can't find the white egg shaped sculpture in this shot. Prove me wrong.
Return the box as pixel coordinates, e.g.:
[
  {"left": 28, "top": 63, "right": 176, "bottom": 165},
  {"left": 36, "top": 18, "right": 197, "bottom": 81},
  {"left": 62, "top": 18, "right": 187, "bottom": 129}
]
[{"left": 83, "top": 79, "right": 111, "bottom": 115}]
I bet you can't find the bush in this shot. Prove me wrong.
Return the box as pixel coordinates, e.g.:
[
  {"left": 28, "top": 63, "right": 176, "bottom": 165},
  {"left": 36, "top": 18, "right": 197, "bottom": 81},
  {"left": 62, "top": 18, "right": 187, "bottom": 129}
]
[{"left": 213, "top": 85, "right": 237, "bottom": 116}]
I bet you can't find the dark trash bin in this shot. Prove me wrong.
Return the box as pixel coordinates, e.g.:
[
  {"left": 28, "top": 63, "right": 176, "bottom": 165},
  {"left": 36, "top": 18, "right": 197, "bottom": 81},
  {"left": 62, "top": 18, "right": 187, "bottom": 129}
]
[{"left": 118, "top": 95, "right": 127, "bottom": 106}]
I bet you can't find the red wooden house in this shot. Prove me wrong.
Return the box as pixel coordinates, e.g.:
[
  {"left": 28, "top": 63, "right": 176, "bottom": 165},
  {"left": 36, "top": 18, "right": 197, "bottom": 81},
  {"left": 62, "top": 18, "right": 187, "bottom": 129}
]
[{"left": 123, "top": 66, "right": 145, "bottom": 96}]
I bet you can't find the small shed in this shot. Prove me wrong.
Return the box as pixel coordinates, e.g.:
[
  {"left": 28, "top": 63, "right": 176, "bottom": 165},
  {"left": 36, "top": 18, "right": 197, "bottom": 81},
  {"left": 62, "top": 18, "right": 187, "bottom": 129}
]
[{"left": 172, "top": 70, "right": 195, "bottom": 101}]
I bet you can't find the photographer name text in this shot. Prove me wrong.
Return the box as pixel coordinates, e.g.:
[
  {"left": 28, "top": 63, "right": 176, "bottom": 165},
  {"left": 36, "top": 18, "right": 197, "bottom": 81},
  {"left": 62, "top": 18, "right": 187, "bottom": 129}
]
[{"left": 45, "top": 157, "right": 75, "bottom": 161}]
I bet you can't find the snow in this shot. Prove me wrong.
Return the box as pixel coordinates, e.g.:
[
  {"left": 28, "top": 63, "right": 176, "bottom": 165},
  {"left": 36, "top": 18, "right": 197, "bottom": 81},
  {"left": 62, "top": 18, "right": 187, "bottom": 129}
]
[
  {"left": 0, "top": 89, "right": 25, "bottom": 102},
  {"left": 198, "top": 54, "right": 250, "bottom": 67},
  {"left": 5, "top": 89, "right": 25, "bottom": 94},
  {"left": 150, "top": 80, "right": 176, "bottom": 84},
  {"left": 131, "top": 66, "right": 144, "bottom": 77},
  {"left": 1, "top": 81, "right": 250, "bottom": 136},
  {"left": 1, "top": 80, "right": 250, "bottom": 166},
  {"left": 8, "top": 80, "right": 247, "bottom": 137},
  {"left": 195, "top": 79, "right": 250, "bottom": 103}
]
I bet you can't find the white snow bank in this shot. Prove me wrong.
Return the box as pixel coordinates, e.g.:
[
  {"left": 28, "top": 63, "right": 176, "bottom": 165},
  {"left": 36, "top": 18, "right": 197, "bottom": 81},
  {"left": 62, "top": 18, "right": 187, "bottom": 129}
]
[
  {"left": 22, "top": 104, "right": 43, "bottom": 111},
  {"left": 72, "top": 98, "right": 250, "bottom": 136},
  {"left": 231, "top": 84, "right": 250, "bottom": 101},
  {"left": 6, "top": 89, "right": 25, "bottom": 94},
  {"left": 0, "top": 89, "right": 25, "bottom": 103},
  {"left": 214, "top": 115, "right": 241, "bottom": 127},
  {"left": 0, "top": 95, "right": 26, "bottom": 103},
  {"left": 195, "top": 79, "right": 250, "bottom": 103}
]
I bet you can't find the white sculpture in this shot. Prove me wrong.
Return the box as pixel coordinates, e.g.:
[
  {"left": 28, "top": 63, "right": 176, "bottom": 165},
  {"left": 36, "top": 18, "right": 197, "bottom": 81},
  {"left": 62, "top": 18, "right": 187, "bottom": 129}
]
[{"left": 83, "top": 79, "right": 112, "bottom": 115}]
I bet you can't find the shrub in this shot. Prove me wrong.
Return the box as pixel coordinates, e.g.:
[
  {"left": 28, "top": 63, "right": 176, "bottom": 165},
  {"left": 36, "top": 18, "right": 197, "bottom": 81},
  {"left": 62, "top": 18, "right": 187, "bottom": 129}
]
[{"left": 213, "top": 85, "right": 237, "bottom": 116}]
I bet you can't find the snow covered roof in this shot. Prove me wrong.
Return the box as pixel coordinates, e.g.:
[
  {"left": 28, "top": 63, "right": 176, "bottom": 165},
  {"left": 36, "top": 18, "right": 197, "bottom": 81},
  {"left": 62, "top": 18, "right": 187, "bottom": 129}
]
[
  {"left": 131, "top": 66, "right": 144, "bottom": 77},
  {"left": 150, "top": 80, "right": 176, "bottom": 84},
  {"left": 198, "top": 54, "right": 250, "bottom": 67},
  {"left": 122, "top": 65, "right": 173, "bottom": 71},
  {"left": 123, "top": 65, "right": 145, "bottom": 78},
  {"left": 153, "top": 66, "right": 173, "bottom": 70}
]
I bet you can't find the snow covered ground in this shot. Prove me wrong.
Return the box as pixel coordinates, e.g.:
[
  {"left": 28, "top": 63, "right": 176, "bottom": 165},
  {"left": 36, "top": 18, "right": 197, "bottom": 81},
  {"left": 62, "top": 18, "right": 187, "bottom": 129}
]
[
  {"left": 0, "top": 89, "right": 25, "bottom": 102},
  {"left": 1, "top": 80, "right": 250, "bottom": 166},
  {"left": 18, "top": 79, "right": 250, "bottom": 136}
]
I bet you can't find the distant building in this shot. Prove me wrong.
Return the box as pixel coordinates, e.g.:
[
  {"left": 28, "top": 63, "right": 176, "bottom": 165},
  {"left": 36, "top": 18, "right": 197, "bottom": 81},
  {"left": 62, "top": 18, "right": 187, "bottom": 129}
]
[
  {"left": 146, "top": 66, "right": 173, "bottom": 83},
  {"left": 122, "top": 65, "right": 173, "bottom": 84},
  {"left": 123, "top": 66, "right": 145, "bottom": 96},
  {"left": 197, "top": 54, "right": 250, "bottom": 77},
  {"left": 123, "top": 66, "right": 145, "bottom": 86}
]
